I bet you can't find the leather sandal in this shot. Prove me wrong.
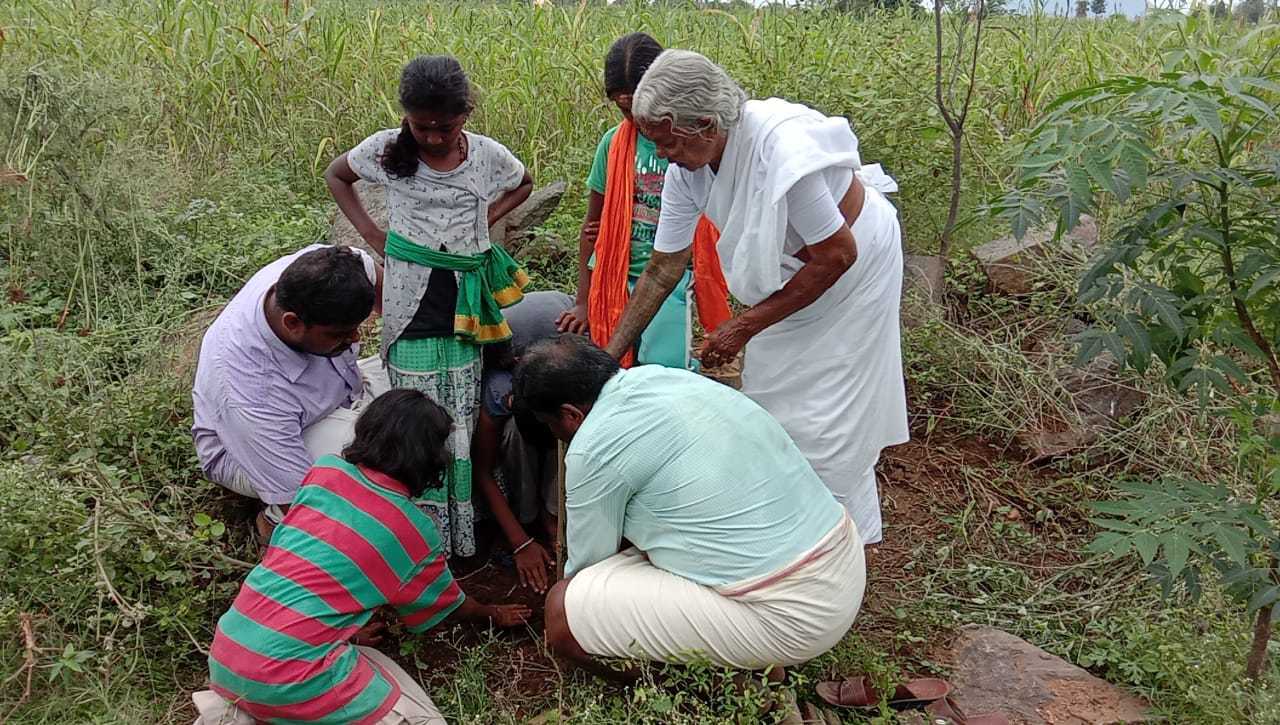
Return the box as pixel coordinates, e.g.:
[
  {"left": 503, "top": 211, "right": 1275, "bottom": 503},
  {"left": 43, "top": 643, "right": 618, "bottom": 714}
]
[{"left": 815, "top": 675, "right": 951, "bottom": 710}]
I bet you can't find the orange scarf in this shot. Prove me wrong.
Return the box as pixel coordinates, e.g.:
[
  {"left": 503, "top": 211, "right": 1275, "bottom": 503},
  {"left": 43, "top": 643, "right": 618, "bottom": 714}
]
[{"left": 588, "top": 120, "right": 731, "bottom": 367}]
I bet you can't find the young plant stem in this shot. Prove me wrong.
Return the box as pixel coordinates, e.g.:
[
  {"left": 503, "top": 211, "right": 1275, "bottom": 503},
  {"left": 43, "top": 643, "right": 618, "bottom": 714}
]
[
  {"left": 1214, "top": 182, "right": 1280, "bottom": 393},
  {"left": 934, "top": 0, "right": 985, "bottom": 262},
  {"left": 1246, "top": 601, "right": 1275, "bottom": 679},
  {"left": 1246, "top": 549, "right": 1279, "bottom": 680},
  {"left": 1214, "top": 174, "right": 1280, "bottom": 680}
]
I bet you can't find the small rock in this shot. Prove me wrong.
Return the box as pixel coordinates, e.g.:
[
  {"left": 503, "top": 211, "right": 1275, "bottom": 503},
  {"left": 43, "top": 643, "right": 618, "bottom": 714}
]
[
  {"left": 328, "top": 181, "right": 387, "bottom": 260},
  {"left": 1067, "top": 214, "right": 1099, "bottom": 247},
  {"left": 973, "top": 215, "right": 1097, "bottom": 295},
  {"left": 904, "top": 254, "right": 946, "bottom": 303},
  {"left": 1062, "top": 318, "right": 1089, "bottom": 337},
  {"left": 0, "top": 167, "right": 28, "bottom": 186},
  {"left": 1254, "top": 413, "right": 1280, "bottom": 440},
  {"left": 491, "top": 181, "right": 567, "bottom": 252},
  {"left": 1016, "top": 352, "right": 1146, "bottom": 462},
  {"left": 946, "top": 625, "right": 1151, "bottom": 724},
  {"left": 159, "top": 304, "right": 226, "bottom": 386},
  {"left": 1015, "top": 426, "right": 1100, "bottom": 463},
  {"left": 902, "top": 254, "right": 946, "bottom": 327},
  {"left": 1058, "top": 353, "right": 1145, "bottom": 423}
]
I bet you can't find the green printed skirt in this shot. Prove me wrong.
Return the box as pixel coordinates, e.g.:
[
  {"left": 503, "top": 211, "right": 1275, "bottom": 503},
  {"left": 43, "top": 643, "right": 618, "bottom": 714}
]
[{"left": 387, "top": 336, "right": 481, "bottom": 558}]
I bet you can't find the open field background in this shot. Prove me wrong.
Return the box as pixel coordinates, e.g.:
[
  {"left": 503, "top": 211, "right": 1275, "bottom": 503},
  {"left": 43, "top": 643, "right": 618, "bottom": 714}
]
[{"left": 2, "top": 1, "right": 1277, "bottom": 722}]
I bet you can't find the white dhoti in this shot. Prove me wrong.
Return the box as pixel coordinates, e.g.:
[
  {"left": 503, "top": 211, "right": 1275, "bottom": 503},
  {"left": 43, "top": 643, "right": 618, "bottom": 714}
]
[
  {"left": 740, "top": 188, "right": 909, "bottom": 544},
  {"left": 564, "top": 513, "right": 865, "bottom": 669}
]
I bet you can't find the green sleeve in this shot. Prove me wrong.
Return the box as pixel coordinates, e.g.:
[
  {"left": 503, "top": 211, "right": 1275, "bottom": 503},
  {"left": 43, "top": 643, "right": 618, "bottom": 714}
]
[{"left": 585, "top": 126, "right": 618, "bottom": 195}]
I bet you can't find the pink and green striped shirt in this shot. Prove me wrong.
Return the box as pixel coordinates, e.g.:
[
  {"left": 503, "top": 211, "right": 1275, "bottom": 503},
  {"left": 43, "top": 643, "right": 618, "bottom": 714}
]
[{"left": 208, "top": 455, "right": 463, "bottom": 724}]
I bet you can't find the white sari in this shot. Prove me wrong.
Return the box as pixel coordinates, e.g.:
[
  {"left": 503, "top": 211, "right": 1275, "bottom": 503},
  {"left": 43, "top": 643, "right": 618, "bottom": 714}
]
[{"left": 654, "top": 98, "right": 908, "bottom": 543}]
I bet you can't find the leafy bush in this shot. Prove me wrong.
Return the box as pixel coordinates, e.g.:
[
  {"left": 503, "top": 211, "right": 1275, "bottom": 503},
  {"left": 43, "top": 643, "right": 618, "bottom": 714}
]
[{"left": 997, "top": 12, "right": 1280, "bottom": 679}]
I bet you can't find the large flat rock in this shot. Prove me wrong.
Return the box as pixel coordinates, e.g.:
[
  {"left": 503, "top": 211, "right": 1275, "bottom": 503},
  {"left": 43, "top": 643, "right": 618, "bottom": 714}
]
[
  {"left": 947, "top": 626, "right": 1150, "bottom": 724},
  {"left": 973, "top": 216, "right": 1098, "bottom": 295},
  {"left": 489, "top": 180, "right": 567, "bottom": 253},
  {"left": 154, "top": 304, "right": 224, "bottom": 386},
  {"left": 328, "top": 180, "right": 387, "bottom": 259}
]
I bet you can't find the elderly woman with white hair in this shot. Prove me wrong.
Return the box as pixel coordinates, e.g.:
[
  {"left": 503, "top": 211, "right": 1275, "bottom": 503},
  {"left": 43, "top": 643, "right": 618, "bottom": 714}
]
[{"left": 603, "top": 49, "right": 907, "bottom": 545}]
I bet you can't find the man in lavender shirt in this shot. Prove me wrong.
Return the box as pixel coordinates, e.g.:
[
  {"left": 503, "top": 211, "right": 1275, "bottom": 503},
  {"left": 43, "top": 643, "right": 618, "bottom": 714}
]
[{"left": 192, "top": 244, "right": 389, "bottom": 539}]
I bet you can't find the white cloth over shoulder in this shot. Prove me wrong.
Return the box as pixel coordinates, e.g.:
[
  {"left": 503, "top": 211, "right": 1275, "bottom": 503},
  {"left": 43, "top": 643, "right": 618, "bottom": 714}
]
[
  {"left": 706, "top": 97, "right": 897, "bottom": 306},
  {"left": 651, "top": 98, "right": 909, "bottom": 543}
]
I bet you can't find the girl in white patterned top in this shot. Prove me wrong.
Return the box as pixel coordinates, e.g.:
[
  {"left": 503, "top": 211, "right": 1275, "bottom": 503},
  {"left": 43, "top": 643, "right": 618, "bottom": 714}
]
[{"left": 325, "top": 55, "right": 533, "bottom": 558}]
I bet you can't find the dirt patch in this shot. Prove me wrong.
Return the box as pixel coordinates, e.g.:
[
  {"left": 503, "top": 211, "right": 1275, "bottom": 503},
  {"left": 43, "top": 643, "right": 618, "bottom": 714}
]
[
  {"left": 377, "top": 416, "right": 1091, "bottom": 706},
  {"left": 383, "top": 524, "right": 563, "bottom": 716},
  {"left": 191, "top": 410, "right": 1098, "bottom": 719},
  {"left": 854, "top": 419, "right": 1092, "bottom": 670}
]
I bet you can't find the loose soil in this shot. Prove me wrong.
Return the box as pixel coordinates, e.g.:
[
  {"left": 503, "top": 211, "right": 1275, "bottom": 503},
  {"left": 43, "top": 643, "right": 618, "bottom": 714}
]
[
  {"left": 187, "top": 379, "right": 1097, "bottom": 721},
  {"left": 369, "top": 413, "right": 1094, "bottom": 719}
]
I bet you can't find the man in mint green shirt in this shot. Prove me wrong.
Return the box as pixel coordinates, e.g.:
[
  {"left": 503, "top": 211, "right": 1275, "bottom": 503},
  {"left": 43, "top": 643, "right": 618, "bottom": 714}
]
[{"left": 513, "top": 335, "right": 866, "bottom": 677}]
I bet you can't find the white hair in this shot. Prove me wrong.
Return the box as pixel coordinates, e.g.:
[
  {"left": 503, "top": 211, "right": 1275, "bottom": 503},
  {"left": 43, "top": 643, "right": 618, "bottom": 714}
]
[{"left": 632, "top": 50, "right": 747, "bottom": 135}]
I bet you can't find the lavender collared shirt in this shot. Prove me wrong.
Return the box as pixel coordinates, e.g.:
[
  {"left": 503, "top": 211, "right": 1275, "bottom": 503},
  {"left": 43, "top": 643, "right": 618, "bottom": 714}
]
[{"left": 191, "top": 245, "right": 362, "bottom": 505}]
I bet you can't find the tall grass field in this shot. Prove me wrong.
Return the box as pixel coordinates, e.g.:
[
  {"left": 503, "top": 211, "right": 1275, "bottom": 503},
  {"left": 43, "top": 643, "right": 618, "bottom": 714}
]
[{"left": 1, "top": 1, "right": 1277, "bottom": 722}]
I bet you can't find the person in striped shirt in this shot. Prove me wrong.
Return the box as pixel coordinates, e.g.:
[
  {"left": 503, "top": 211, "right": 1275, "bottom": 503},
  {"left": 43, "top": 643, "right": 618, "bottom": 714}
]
[{"left": 192, "top": 389, "right": 531, "bottom": 725}]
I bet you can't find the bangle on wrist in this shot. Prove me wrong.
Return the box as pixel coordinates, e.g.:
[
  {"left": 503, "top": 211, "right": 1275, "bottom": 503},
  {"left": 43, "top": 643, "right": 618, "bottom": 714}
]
[{"left": 513, "top": 537, "right": 534, "bottom": 554}]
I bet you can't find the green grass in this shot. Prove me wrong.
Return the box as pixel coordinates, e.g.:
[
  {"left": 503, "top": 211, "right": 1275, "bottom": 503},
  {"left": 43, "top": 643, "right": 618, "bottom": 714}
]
[{"left": 1, "top": 0, "right": 1276, "bottom": 722}]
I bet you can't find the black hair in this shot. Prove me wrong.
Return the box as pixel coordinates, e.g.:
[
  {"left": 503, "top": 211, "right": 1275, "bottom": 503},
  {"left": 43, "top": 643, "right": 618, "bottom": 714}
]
[
  {"left": 342, "top": 389, "right": 453, "bottom": 498},
  {"left": 275, "top": 246, "right": 375, "bottom": 328},
  {"left": 603, "top": 32, "right": 664, "bottom": 97},
  {"left": 512, "top": 334, "right": 620, "bottom": 417},
  {"left": 482, "top": 340, "right": 516, "bottom": 372},
  {"left": 381, "top": 55, "right": 476, "bottom": 179},
  {"left": 511, "top": 401, "right": 556, "bottom": 450}
]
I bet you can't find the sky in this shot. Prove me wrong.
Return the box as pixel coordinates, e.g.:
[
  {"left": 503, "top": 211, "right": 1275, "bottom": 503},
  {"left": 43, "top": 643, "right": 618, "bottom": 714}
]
[
  {"left": 1009, "top": 0, "right": 1150, "bottom": 15},
  {"left": 741, "top": 0, "right": 1154, "bottom": 16}
]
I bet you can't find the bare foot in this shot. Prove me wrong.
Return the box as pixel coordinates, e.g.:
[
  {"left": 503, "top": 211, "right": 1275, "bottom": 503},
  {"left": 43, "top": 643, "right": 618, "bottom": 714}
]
[{"left": 255, "top": 510, "right": 276, "bottom": 558}]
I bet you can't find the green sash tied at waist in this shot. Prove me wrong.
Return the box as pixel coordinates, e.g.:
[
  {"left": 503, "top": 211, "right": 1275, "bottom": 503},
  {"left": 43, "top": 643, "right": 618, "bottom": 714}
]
[{"left": 385, "top": 230, "right": 528, "bottom": 344}]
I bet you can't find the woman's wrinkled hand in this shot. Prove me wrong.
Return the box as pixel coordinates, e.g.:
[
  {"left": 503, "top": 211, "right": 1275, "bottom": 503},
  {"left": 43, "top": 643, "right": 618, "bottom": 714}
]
[{"left": 698, "top": 317, "right": 754, "bottom": 369}]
